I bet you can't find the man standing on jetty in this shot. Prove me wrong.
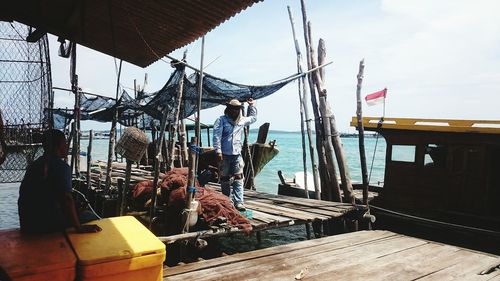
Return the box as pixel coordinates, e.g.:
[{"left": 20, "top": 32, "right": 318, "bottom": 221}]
[{"left": 213, "top": 98, "right": 256, "bottom": 211}]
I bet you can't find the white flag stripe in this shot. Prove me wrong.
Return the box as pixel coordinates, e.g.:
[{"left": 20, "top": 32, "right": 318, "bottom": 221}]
[{"left": 366, "top": 96, "right": 385, "bottom": 106}]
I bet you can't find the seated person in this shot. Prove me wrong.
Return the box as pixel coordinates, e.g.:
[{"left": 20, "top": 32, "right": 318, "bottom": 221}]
[{"left": 18, "top": 129, "right": 101, "bottom": 234}]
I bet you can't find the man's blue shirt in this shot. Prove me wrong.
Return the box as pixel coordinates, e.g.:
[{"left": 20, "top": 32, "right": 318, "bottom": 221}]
[
  {"left": 18, "top": 155, "right": 72, "bottom": 233},
  {"left": 213, "top": 105, "right": 257, "bottom": 155}
]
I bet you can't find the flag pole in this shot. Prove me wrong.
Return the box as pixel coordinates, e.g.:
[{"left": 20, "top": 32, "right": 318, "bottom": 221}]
[{"left": 382, "top": 88, "right": 387, "bottom": 118}]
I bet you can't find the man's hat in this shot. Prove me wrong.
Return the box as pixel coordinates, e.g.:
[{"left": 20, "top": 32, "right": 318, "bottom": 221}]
[{"left": 226, "top": 99, "right": 243, "bottom": 108}]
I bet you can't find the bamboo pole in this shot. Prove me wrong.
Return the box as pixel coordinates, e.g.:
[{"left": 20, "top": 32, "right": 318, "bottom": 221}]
[
  {"left": 287, "top": 5, "right": 320, "bottom": 199},
  {"left": 355, "top": 60, "right": 369, "bottom": 205},
  {"left": 182, "top": 137, "right": 197, "bottom": 233},
  {"left": 104, "top": 59, "right": 123, "bottom": 192},
  {"left": 86, "top": 130, "right": 93, "bottom": 190},
  {"left": 312, "top": 34, "right": 355, "bottom": 204},
  {"left": 168, "top": 52, "right": 188, "bottom": 170}
]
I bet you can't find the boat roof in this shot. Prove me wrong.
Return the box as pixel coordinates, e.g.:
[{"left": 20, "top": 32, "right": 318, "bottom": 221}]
[
  {"left": 351, "top": 117, "right": 500, "bottom": 135},
  {"left": 1, "top": 0, "right": 261, "bottom": 67}
]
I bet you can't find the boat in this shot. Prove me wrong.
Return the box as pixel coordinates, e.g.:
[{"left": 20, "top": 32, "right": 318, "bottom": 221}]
[
  {"left": 277, "top": 170, "right": 378, "bottom": 203},
  {"left": 351, "top": 116, "right": 500, "bottom": 254}
]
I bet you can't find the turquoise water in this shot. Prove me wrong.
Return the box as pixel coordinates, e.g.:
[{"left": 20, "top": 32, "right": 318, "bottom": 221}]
[{"left": 0, "top": 131, "right": 386, "bottom": 229}]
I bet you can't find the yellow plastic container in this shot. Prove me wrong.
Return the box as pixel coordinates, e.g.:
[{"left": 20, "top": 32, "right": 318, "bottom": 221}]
[
  {"left": 66, "top": 216, "right": 165, "bottom": 281},
  {"left": 0, "top": 229, "right": 76, "bottom": 281}
]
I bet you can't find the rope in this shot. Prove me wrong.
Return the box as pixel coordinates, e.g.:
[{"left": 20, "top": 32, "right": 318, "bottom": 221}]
[
  {"left": 370, "top": 205, "right": 500, "bottom": 237},
  {"left": 72, "top": 189, "right": 102, "bottom": 220},
  {"left": 367, "top": 133, "right": 379, "bottom": 185},
  {"left": 368, "top": 117, "right": 384, "bottom": 185}
]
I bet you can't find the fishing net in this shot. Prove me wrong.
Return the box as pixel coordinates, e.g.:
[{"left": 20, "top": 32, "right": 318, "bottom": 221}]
[
  {"left": 166, "top": 168, "right": 252, "bottom": 233},
  {"left": 0, "top": 22, "right": 52, "bottom": 182},
  {"left": 52, "top": 64, "right": 293, "bottom": 129}
]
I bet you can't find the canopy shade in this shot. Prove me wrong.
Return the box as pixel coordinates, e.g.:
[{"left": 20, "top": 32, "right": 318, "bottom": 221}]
[{"left": 1, "top": 0, "right": 261, "bottom": 67}]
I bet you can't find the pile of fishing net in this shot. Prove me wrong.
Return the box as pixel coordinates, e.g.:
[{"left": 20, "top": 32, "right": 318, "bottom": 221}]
[{"left": 132, "top": 168, "right": 252, "bottom": 233}]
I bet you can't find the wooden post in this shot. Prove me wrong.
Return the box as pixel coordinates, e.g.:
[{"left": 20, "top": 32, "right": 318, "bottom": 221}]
[
  {"left": 182, "top": 137, "right": 197, "bottom": 233},
  {"left": 104, "top": 59, "right": 123, "bottom": 192},
  {"left": 300, "top": 0, "right": 333, "bottom": 201},
  {"left": 313, "top": 36, "right": 355, "bottom": 204},
  {"left": 69, "top": 122, "right": 75, "bottom": 174},
  {"left": 120, "top": 159, "right": 132, "bottom": 216},
  {"left": 149, "top": 102, "right": 171, "bottom": 228},
  {"left": 287, "top": 6, "right": 320, "bottom": 199},
  {"left": 195, "top": 37, "right": 205, "bottom": 148},
  {"left": 256, "top": 123, "right": 270, "bottom": 144},
  {"left": 86, "top": 130, "right": 93, "bottom": 190},
  {"left": 241, "top": 105, "right": 256, "bottom": 190},
  {"left": 194, "top": 37, "right": 205, "bottom": 181},
  {"left": 168, "top": 52, "right": 187, "bottom": 170},
  {"left": 116, "top": 178, "right": 123, "bottom": 216},
  {"left": 356, "top": 60, "right": 369, "bottom": 205},
  {"left": 70, "top": 42, "right": 81, "bottom": 176},
  {"left": 206, "top": 126, "right": 211, "bottom": 147},
  {"left": 179, "top": 118, "right": 188, "bottom": 167}
]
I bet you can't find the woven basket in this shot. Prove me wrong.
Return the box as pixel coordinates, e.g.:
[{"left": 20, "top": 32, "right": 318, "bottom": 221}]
[{"left": 116, "top": 127, "right": 148, "bottom": 162}]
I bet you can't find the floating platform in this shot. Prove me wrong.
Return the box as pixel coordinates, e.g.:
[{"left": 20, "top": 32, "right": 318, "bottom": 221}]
[{"left": 163, "top": 230, "right": 500, "bottom": 280}]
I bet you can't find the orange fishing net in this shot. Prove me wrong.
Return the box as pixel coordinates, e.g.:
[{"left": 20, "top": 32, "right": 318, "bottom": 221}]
[{"left": 165, "top": 168, "right": 252, "bottom": 234}]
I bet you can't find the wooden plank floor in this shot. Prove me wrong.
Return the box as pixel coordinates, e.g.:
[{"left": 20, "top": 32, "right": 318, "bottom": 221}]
[
  {"left": 159, "top": 185, "right": 363, "bottom": 244},
  {"left": 235, "top": 185, "right": 361, "bottom": 229},
  {"left": 163, "top": 230, "right": 500, "bottom": 281},
  {"left": 206, "top": 184, "right": 363, "bottom": 232}
]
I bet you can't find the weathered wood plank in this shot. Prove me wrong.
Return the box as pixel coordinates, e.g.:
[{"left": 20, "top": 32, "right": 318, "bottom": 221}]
[
  {"left": 244, "top": 201, "right": 329, "bottom": 221},
  {"left": 163, "top": 231, "right": 499, "bottom": 281},
  {"left": 312, "top": 242, "right": 461, "bottom": 280},
  {"left": 250, "top": 210, "right": 294, "bottom": 224},
  {"left": 164, "top": 230, "right": 396, "bottom": 278},
  {"left": 245, "top": 235, "right": 427, "bottom": 281},
  {"left": 417, "top": 254, "right": 500, "bottom": 281}
]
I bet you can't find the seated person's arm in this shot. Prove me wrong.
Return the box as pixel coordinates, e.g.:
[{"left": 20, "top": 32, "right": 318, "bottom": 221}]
[
  {"left": 59, "top": 164, "right": 101, "bottom": 233},
  {"left": 62, "top": 192, "right": 101, "bottom": 233}
]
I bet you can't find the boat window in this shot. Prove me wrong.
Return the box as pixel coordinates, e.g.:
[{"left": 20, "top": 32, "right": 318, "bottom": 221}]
[
  {"left": 424, "top": 144, "right": 446, "bottom": 168},
  {"left": 391, "top": 145, "right": 416, "bottom": 162}
]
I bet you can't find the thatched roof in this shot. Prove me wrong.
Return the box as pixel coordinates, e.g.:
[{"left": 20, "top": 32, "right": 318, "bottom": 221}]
[{"left": 1, "top": 0, "right": 262, "bottom": 67}]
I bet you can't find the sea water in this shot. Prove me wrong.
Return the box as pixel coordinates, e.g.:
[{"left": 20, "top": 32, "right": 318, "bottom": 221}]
[{"left": 0, "top": 131, "right": 386, "bottom": 231}]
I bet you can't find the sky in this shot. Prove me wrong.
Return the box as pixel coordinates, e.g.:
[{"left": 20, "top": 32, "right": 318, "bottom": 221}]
[{"left": 49, "top": 0, "right": 500, "bottom": 133}]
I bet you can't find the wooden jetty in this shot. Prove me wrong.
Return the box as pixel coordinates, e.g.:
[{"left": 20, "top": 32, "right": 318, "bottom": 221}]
[
  {"left": 163, "top": 230, "right": 500, "bottom": 280},
  {"left": 160, "top": 184, "right": 366, "bottom": 244},
  {"left": 83, "top": 161, "right": 365, "bottom": 243}
]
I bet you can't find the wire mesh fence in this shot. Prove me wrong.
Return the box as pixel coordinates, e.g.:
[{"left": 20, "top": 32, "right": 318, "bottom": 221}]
[{"left": 0, "top": 22, "right": 52, "bottom": 182}]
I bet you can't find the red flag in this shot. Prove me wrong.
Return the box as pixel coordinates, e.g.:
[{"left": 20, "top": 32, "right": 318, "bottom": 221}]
[{"left": 365, "top": 88, "right": 387, "bottom": 106}]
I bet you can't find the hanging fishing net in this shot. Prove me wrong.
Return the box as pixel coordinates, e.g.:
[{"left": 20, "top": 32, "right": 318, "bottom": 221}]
[
  {"left": 0, "top": 22, "right": 52, "bottom": 182},
  {"left": 52, "top": 64, "right": 294, "bottom": 129}
]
